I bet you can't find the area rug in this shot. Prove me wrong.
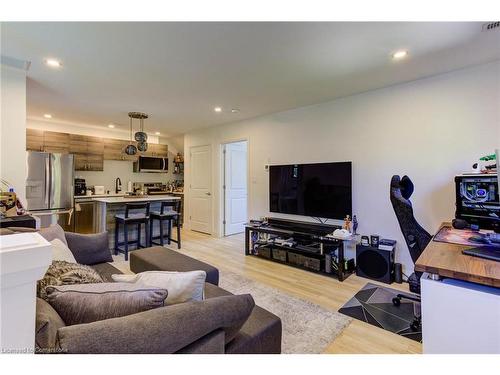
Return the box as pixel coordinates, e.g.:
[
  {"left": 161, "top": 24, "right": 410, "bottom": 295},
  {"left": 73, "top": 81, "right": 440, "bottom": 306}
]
[
  {"left": 219, "top": 270, "right": 352, "bottom": 354},
  {"left": 338, "top": 283, "right": 421, "bottom": 342}
]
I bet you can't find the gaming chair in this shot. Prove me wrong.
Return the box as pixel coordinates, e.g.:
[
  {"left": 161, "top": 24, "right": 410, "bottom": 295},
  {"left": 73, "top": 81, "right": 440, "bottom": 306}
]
[{"left": 390, "top": 175, "right": 432, "bottom": 331}]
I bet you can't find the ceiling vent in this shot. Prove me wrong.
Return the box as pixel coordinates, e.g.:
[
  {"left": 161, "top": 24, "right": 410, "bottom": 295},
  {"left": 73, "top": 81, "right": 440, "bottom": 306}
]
[{"left": 482, "top": 22, "right": 500, "bottom": 32}]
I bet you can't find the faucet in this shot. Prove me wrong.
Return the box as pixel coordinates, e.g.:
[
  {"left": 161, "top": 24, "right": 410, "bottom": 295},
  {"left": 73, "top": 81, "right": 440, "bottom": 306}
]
[{"left": 115, "top": 177, "right": 122, "bottom": 194}]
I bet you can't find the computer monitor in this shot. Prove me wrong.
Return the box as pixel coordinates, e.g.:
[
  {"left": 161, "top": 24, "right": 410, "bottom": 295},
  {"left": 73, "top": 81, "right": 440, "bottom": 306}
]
[
  {"left": 459, "top": 150, "right": 500, "bottom": 260},
  {"left": 496, "top": 148, "right": 500, "bottom": 199},
  {"left": 455, "top": 172, "right": 499, "bottom": 232}
]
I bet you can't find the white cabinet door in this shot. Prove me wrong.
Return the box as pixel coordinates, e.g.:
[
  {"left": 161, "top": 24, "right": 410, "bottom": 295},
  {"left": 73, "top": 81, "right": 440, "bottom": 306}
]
[
  {"left": 189, "top": 145, "right": 212, "bottom": 234},
  {"left": 224, "top": 141, "right": 247, "bottom": 235}
]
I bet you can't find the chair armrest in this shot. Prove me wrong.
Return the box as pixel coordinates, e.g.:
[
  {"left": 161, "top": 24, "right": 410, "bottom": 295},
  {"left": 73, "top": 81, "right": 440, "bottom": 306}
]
[
  {"left": 64, "top": 231, "right": 113, "bottom": 265},
  {"left": 56, "top": 294, "right": 255, "bottom": 354}
]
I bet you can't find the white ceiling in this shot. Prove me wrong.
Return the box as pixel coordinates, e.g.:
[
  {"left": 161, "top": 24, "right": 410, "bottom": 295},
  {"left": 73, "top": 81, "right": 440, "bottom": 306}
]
[{"left": 1, "top": 22, "right": 499, "bottom": 137}]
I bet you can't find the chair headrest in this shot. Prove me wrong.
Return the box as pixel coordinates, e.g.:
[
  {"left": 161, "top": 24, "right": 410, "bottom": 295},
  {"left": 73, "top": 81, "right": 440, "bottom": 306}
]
[
  {"left": 391, "top": 175, "right": 414, "bottom": 200},
  {"left": 400, "top": 175, "right": 414, "bottom": 200}
]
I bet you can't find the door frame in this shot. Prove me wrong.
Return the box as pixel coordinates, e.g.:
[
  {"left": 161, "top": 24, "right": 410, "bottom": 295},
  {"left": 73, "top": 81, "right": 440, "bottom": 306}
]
[{"left": 219, "top": 138, "right": 250, "bottom": 237}]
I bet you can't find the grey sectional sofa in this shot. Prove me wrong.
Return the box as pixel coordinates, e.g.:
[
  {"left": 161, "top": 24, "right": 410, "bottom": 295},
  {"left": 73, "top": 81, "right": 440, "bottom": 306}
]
[{"left": 1, "top": 227, "right": 282, "bottom": 354}]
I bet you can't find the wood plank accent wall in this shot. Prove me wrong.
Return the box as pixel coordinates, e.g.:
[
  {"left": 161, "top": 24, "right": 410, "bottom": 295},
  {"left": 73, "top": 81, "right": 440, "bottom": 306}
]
[{"left": 26, "top": 129, "right": 168, "bottom": 171}]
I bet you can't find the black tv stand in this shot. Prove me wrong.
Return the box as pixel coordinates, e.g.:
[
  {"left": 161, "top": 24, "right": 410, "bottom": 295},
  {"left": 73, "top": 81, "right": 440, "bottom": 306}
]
[{"left": 245, "top": 217, "right": 355, "bottom": 281}]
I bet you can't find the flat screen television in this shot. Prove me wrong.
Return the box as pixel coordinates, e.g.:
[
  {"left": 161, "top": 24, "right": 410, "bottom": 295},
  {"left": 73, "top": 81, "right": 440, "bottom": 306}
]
[{"left": 269, "top": 162, "right": 352, "bottom": 220}]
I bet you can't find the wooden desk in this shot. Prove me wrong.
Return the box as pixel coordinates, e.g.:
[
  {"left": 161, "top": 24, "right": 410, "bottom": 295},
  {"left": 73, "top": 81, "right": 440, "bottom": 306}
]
[{"left": 415, "top": 223, "right": 500, "bottom": 287}]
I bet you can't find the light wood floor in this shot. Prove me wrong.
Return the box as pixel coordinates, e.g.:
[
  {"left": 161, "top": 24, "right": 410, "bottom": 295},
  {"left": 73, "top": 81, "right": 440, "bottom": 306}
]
[{"left": 122, "top": 228, "right": 422, "bottom": 354}]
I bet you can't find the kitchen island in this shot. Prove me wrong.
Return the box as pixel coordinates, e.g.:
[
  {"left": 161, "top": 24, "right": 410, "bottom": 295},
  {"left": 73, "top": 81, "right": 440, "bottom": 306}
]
[{"left": 93, "top": 195, "right": 181, "bottom": 251}]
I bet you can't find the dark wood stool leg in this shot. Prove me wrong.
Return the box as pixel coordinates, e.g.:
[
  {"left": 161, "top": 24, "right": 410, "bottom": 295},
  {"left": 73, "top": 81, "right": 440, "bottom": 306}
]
[
  {"left": 167, "top": 219, "right": 172, "bottom": 245},
  {"left": 176, "top": 217, "right": 181, "bottom": 249},
  {"left": 146, "top": 219, "right": 150, "bottom": 247},
  {"left": 114, "top": 219, "right": 119, "bottom": 255},
  {"left": 149, "top": 218, "right": 153, "bottom": 246},
  {"left": 124, "top": 222, "right": 129, "bottom": 261},
  {"left": 159, "top": 218, "right": 165, "bottom": 246},
  {"left": 137, "top": 222, "right": 141, "bottom": 248}
]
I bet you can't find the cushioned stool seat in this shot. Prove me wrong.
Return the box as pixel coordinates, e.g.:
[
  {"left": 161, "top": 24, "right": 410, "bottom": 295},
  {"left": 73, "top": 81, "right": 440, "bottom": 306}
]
[{"left": 130, "top": 246, "right": 219, "bottom": 286}]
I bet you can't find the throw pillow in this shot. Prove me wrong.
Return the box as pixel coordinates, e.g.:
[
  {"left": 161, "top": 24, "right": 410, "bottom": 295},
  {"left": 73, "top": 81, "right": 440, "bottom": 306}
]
[
  {"left": 35, "top": 297, "right": 66, "bottom": 351},
  {"left": 38, "top": 224, "right": 68, "bottom": 245},
  {"left": 112, "top": 270, "right": 206, "bottom": 305},
  {"left": 50, "top": 238, "right": 77, "bottom": 263},
  {"left": 37, "top": 261, "right": 104, "bottom": 300},
  {"left": 45, "top": 282, "right": 168, "bottom": 325},
  {"left": 64, "top": 231, "right": 113, "bottom": 265}
]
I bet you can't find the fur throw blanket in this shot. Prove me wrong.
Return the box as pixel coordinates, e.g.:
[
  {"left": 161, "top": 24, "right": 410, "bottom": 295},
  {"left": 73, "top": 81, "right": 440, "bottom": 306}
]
[{"left": 38, "top": 261, "right": 104, "bottom": 300}]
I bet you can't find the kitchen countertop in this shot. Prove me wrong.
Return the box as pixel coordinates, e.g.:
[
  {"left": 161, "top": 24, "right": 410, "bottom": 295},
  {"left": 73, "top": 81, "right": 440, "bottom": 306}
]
[
  {"left": 93, "top": 194, "right": 181, "bottom": 204},
  {"left": 75, "top": 193, "right": 127, "bottom": 199}
]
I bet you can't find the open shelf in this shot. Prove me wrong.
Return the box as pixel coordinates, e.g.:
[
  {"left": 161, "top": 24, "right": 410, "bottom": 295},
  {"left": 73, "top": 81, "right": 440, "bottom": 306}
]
[{"left": 245, "top": 217, "right": 354, "bottom": 282}]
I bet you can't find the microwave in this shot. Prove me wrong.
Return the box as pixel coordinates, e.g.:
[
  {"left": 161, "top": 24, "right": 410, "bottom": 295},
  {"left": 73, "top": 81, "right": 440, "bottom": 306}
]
[{"left": 133, "top": 156, "right": 168, "bottom": 173}]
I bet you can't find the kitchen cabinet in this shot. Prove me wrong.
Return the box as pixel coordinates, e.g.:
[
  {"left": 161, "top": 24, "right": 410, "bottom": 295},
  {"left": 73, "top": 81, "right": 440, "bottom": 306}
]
[
  {"left": 103, "top": 138, "right": 137, "bottom": 161},
  {"left": 74, "top": 199, "right": 97, "bottom": 233},
  {"left": 43, "top": 131, "right": 70, "bottom": 153},
  {"left": 70, "top": 134, "right": 104, "bottom": 171},
  {"left": 26, "top": 130, "right": 168, "bottom": 168},
  {"left": 26, "top": 129, "right": 70, "bottom": 153},
  {"left": 73, "top": 153, "right": 103, "bottom": 171},
  {"left": 26, "top": 129, "right": 44, "bottom": 151},
  {"left": 144, "top": 143, "right": 168, "bottom": 158}
]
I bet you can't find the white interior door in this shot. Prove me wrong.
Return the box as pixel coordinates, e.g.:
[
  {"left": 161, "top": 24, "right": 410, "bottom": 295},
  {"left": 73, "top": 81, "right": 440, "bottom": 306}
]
[
  {"left": 224, "top": 141, "right": 248, "bottom": 236},
  {"left": 190, "top": 145, "right": 212, "bottom": 234}
]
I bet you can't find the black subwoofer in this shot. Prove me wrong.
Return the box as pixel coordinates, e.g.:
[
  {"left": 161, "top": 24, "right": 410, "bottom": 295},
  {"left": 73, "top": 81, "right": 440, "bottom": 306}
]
[{"left": 356, "top": 245, "right": 394, "bottom": 284}]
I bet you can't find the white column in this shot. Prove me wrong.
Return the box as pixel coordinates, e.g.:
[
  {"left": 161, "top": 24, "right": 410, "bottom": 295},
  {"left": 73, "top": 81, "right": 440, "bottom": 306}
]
[
  {"left": 1, "top": 62, "right": 28, "bottom": 206},
  {"left": 0, "top": 233, "right": 51, "bottom": 354}
]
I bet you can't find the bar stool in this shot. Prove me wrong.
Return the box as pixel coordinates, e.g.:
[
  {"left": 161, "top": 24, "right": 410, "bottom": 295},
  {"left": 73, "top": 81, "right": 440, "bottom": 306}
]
[
  {"left": 114, "top": 202, "right": 150, "bottom": 260},
  {"left": 149, "top": 200, "right": 181, "bottom": 249}
]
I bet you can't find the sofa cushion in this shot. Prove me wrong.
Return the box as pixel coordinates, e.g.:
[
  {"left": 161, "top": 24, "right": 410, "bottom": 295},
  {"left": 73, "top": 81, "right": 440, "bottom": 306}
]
[
  {"left": 39, "top": 224, "right": 68, "bottom": 245},
  {"left": 46, "top": 282, "right": 168, "bottom": 325},
  {"left": 56, "top": 294, "right": 255, "bottom": 353},
  {"left": 112, "top": 270, "right": 206, "bottom": 305},
  {"left": 225, "top": 303, "right": 282, "bottom": 354},
  {"left": 175, "top": 329, "right": 225, "bottom": 354},
  {"left": 130, "top": 246, "right": 219, "bottom": 285},
  {"left": 204, "top": 282, "right": 282, "bottom": 354},
  {"left": 64, "top": 231, "right": 113, "bottom": 265},
  {"left": 35, "top": 297, "right": 66, "bottom": 350},
  {"left": 91, "top": 262, "right": 123, "bottom": 282},
  {"left": 50, "top": 238, "right": 77, "bottom": 263}
]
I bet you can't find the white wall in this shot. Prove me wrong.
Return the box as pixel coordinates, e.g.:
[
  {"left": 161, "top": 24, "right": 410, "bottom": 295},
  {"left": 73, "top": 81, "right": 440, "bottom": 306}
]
[
  {"left": 184, "top": 61, "right": 500, "bottom": 273},
  {"left": 27, "top": 119, "right": 184, "bottom": 192},
  {"left": 0, "top": 64, "right": 27, "bottom": 204}
]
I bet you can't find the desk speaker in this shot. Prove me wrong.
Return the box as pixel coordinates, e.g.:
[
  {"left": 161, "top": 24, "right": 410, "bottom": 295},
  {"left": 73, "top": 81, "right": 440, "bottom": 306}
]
[{"left": 356, "top": 245, "right": 394, "bottom": 284}]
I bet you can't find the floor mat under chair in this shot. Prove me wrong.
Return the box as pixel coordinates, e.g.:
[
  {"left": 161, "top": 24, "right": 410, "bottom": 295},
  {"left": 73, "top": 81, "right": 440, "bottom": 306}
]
[{"left": 338, "top": 283, "right": 422, "bottom": 342}]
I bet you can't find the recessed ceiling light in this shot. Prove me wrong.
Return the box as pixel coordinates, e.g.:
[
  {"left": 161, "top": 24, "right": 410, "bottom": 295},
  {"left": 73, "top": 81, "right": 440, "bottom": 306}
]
[
  {"left": 214, "top": 107, "right": 222, "bottom": 113},
  {"left": 231, "top": 109, "right": 240, "bottom": 113},
  {"left": 392, "top": 50, "right": 408, "bottom": 60},
  {"left": 44, "top": 58, "right": 62, "bottom": 68},
  {"left": 43, "top": 114, "right": 52, "bottom": 119},
  {"left": 108, "top": 124, "right": 115, "bottom": 128},
  {"left": 155, "top": 132, "right": 161, "bottom": 135}
]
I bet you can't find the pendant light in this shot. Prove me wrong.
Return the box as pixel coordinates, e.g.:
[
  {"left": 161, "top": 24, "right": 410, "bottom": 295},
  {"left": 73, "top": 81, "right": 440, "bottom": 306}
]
[
  {"left": 125, "top": 112, "right": 149, "bottom": 155},
  {"left": 134, "top": 115, "right": 148, "bottom": 142},
  {"left": 136, "top": 115, "right": 148, "bottom": 152},
  {"left": 125, "top": 115, "right": 138, "bottom": 155}
]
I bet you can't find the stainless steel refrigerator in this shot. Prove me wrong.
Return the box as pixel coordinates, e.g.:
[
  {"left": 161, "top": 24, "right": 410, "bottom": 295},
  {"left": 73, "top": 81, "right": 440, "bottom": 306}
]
[{"left": 26, "top": 151, "right": 74, "bottom": 231}]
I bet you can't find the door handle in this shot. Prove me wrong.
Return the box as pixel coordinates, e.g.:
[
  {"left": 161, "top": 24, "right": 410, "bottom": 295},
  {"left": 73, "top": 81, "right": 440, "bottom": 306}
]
[
  {"left": 45, "top": 156, "right": 50, "bottom": 205},
  {"left": 205, "top": 192, "right": 211, "bottom": 196}
]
